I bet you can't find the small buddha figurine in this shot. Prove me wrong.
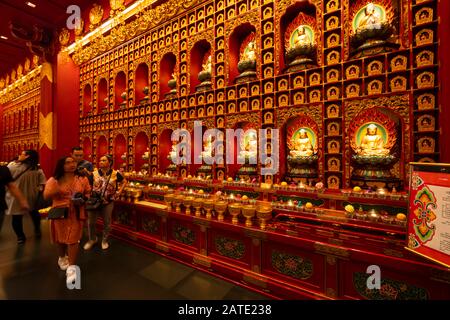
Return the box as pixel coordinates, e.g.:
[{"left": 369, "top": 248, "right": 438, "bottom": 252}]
[
  {"left": 201, "top": 135, "right": 213, "bottom": 160},
  {"left": 168, "top": 141, "right": 177, "bottom": 161},
  {"left": 241, "top": 41, "right": 256, "bottom": 62},
  {"left": 357, "top": 3, "right": 382, "bottom": 31},
  {"left": 293, "top": 25, "right": 312, "bottom": 48},
  {"left": 290, "top": 129, "right": 315, "bottom": 157},
  {"left": 202, "top": 55, "right": 212, "bottom": 74},
  {"left": 357, "top": 124, "right": 389, "bottom": 156},
  {"left": 240, "top": 131, "right": 257, "bottom": 158}
]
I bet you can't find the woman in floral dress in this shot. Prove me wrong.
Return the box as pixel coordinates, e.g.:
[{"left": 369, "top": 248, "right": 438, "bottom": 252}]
[{"left": 44, "top": 156, "right": 91, "bottom": 285}]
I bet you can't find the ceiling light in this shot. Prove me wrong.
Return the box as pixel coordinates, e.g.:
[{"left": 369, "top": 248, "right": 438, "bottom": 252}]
[
  {"left": 26, "top": 2, "right": 36, "bottom": 8},
  {"left": 0, "top": 35, "right": 8, "bottom": 40}
]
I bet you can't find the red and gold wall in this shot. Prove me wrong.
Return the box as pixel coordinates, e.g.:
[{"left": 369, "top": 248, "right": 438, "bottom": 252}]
[{"left": 70, "top": 0, "right": 444, "bottom": 189}]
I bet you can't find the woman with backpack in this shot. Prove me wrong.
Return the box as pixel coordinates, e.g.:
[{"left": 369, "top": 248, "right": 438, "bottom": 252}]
[{"left": 5, "top": 150, "right": 46, "bottom": 244}]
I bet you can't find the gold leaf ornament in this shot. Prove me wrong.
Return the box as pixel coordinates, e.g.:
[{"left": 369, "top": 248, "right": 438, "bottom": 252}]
[
  {"left": 110, "top": 0, "right": 125, "bottom": 16},
  {"left": 59, "top": 28, "right": 70, "bottom": 46},
  {"left": 89, "top": 3, "right": 104, "bottom": 30}
]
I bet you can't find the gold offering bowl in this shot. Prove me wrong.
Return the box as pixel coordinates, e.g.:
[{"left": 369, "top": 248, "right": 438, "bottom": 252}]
[
  {"left": 173, "top": 195, "right": 185, "bottom": 213},
  {"left": 193, "top": 198, "right": 203, "bottom": 217},
  {"left": 133, "top": 188, "right": 143, "bottom": 202},
  {"left": 164, "top": 193, "right": 175, "bottom": 211},
  {"left": 183, "top": 196, "right": 194, "bottom": 215},
  {"left": 242, "top": 205, "right": 256, "bottom": 227},
  {"left": 256, "top": 206, "right": 272, "bottom": 230},
  {"left": 228, "top": 203, "right": 242, "bottom": 224},
  {"left": 203, "top": 199, "right": 215, "bottom": 219},
  {"left": 214, "top": 201, "right": 228, "bottom": 222}
]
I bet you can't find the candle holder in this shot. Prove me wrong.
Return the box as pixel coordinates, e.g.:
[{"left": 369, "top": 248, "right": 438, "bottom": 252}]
[
  {"left": 193, "top": 198, "right": 203, "bottom": 217},
  {"left": 174, "top": 195, "right": 184, "bottom": 213},
  {"left": 203, "top": 199, "right": 215, "bottom": 219},
  {"left": 256, "top": 205, "right": 272, "bottom": 230},
  {"left": 242, "top": 205, "right": 256, "bottom": 227},
  {"left": 214, "top": 200, "right": 228, "bottom": 222},
  {"left": 183, "top": 196, "right": 194, "bottom": 215},
  {"left": 164, "top": 193, "right": 175, "bottom": 211},
  {"left": 228, "top": 203, "right": 242, "bottom": 224}
]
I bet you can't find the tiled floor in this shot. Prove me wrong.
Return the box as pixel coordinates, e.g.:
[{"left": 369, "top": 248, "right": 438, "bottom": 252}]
[{"left": 0, "top": 214, "right": 268, "bottom": 300}]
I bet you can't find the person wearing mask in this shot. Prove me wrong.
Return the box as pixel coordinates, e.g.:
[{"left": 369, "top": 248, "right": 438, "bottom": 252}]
[
  {"left": 84, "top": 155, "right": 126, "bottom": 251},
  {"left": 43, "top": 156, "right": 91, "bottom": 284},
  {"left": 71, "top": 147, "right": 93, "bottom": 183},
  {"left": 0, "top": 165, "right": 29, "bottom": 234},
  {"left": 5, "top": 150, "right": 46, "bottom": 244}
]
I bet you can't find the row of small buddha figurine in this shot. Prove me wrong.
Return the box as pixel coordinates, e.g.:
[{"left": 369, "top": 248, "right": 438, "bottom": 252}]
[{"left": 166, "top": 123, "right": 389, "bottom": 161}]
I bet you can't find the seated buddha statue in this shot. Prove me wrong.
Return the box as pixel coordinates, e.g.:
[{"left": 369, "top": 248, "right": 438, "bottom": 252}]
[
  {"left": 200, "top": 135, "right": 213, "bottom": 161},
  {"left": 290, "top": 129, "right": 315, "bottom": 157},
  {"left": 357, "top": 124, "right": 390, "bottom": 156},
  {"left": 168, "top": 142, "right": 178, "bottom": 161},
  {"left": 239, "top": 131, "right": 258, "bottom": 158},
  {"left": 241, "top": 41, "right": 256, "bottom": 63},
  {"left": 293, "top": 25, "right": 312, "bottom": 48},
  {"left": 202, "top": 55, "right": 212, "bottom": 74},
  {"left": 357, "top": 3, "right": 382, "bottom": 31}
]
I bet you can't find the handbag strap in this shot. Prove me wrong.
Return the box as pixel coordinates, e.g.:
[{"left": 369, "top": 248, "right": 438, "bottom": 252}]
[
  {"left": 99, "top": 171, "right": 112, "bottom": 198},
  {"left": 13, "top": 166, "right": 31, "bottom": 181}
]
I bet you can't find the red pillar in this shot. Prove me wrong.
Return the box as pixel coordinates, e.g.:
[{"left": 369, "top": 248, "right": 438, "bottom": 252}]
[
  {"left": 439, "top": 0, "right": 450, "bottom": 163},
  {"left": 49, "top": 53, "right": 80, "bottom": 171},
  {"left": 39, "top": 62, "right": 55, "bottom": 177}
]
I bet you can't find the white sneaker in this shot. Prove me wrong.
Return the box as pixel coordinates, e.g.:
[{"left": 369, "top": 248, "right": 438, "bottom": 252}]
[
  {"left": 66, "top": 265, "right": 77, "bottom": 286},
  {"left": 58, "top": 256, "right": 69, "bottom": 271},
  {"left": 83, "top": 238, "right": 98, "bottom": 250},
  {"left": 101, "top": 240, "right": 109, "bottom": 250}
]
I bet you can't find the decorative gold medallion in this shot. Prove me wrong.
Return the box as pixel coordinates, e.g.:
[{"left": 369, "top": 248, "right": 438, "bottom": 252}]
[
  {"left": 110, "top": 0, "right": 125, "bottom": 16},
  {"left": 89, "top": 3, "right": 104, "bottom": 30},
  {"left": 32, "top": 55, "right": 39, "bottom": 67},
  {"left": 59, "top": 28, "right": 70, "bottom": 46},
  {"left": 24, "top": 58, "right": 30, "bottom": 72},
  {"left": 74, "top": 19, "right": 84, "bottom": 37}
]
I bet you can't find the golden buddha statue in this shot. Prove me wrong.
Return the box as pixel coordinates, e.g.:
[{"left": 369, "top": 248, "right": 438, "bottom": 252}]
[
  {"left": 290, "top": 129, "right": 314, "bottom": 157},
  {"left": 239, "top": 131, "right": 258, "bottom": 158},
  {"left": 241, "top": 41, "right": 256, "bottom": 62},
  {"left": 293, "top": 25, "right": 312, "bottom": 48},
  {"left": 357, "top": 3, "right": 382, "bottom": 31},
  {"left": 202, "top": 55, "right": 212, "bottom": 74},
  {"left": 201, "top": 135, "right": 213, "bottom": 160},
  {"left": 357, "top": 124, "right": 389, "bottom": 156},
  {"left": 168, "top": 141, "right": 177, "bottom": 161}
]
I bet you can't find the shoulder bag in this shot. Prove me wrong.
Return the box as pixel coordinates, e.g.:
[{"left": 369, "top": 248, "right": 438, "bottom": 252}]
[
  {"left": 47, "top": 206, "right": 68, "bottom": 219},
  {"left": 85, "top": 173, "right": 111, "bottom": 211}
]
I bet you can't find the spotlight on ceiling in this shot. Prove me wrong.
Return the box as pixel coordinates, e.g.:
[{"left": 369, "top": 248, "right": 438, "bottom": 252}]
[
  {"left": 0, "top": 35, "right": 8, "bottom": 40},
  {"left": 26, "top": 2, "right": 36, "bottom": 8}
]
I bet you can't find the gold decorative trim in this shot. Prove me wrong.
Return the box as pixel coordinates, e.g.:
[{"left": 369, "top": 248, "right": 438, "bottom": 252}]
[
  {"left": 314, "top": 242, "right": 350, "bottom": 258},
  {"left": 40, "top": 63, "right": 53, "bottom": 83},
  {"left": 244, "top": 229, "right": 267, "bottom": 240},
  {"left": 156, "top": 242, "right": 170, "bottom": 252},
  {"left": 39, "top": 112, "right": 54, "bottom": 150},
  {"left": 0, "top": 65, "right": 42, "bottom": 104},
  {"left": 193, "top": 254, "right": 211, "bottom": 267},
  {"left": 326, "top": 255, "right": 337, "bottom": 266},
  {"left": 69, "top": 0, "right": 202, "bottom": 65},
  {"left": 383, "top": 249, "right": 404, "bottom": 258},
  {"left": 243, "top": 273, "right": 267, "bottom": 288}
]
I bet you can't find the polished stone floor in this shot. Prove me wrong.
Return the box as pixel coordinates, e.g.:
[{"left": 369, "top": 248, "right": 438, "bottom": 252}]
[{"left": 0, "top": 215, "right": 268, "bottom": 300}]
